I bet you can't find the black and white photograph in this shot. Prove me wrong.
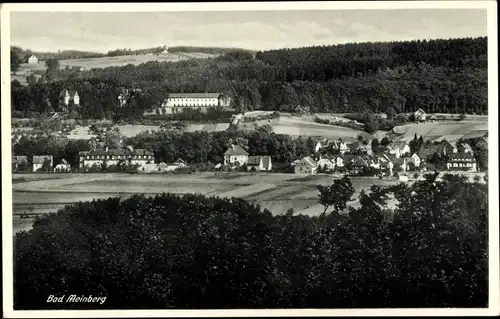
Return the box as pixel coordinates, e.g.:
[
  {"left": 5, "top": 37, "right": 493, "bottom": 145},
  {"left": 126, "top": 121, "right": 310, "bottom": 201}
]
[{"left": 2, "top": 1, "right": 499, "bottom": 317}]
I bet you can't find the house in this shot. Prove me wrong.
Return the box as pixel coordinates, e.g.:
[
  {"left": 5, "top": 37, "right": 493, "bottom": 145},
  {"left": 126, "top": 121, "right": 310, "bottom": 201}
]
[
  {"left": 366, "top": 155, "right": 381, "bottom": 169},
  {"left": 389, "top": 141, "right": 411, "bottom": 158},
  {"left": 351, "top": 156, "right": 370, "bottom": 174},
  {"left": 32, "top": 155, "right": 53, "bottom": 172},
  {"left": 294, "top": 156, "right": 317, "bottom": 174},
  {"left": 59, "top": 89, "right": 80, "bottom": 108},
  {"left": 54, "top": 159, "right": 71, "bottom": 172},
  {"left": 408, "top": 153, "right": 422, "bottom": 169},
  {"left": 446, "top": 153, "right": 477, "bottom": 171},
  {"left": 145, "top": 93, "right": 230, "bottom": 115},
  {"left": 417, "top": 144, "right": 439, "bottom": 162},
  {"left": 137, "top": 163, "right": 160, "bottom": 173},
  {"left": 414, "top": 108, "right": 427, "bottom": 122},
  {"left": 247, "top": 156, "right": 272, "bottom": 172},
  {"left": 223, "top": 144, "right": 249, "bottom": 167},
  {"left": 79, "top": 147, "right": 154, "bottom": 169},
  {"left": 26, "top": 55, "right": 38, "bottom": 64},
  {"left": 317, "top": 155, "right": 336, "bottom": 171},
  {"left": 335, "top": 154, "right": 356, "bottom": 168},
  {"left": 12, "top": 155, "right": 28, "bottom": 171},
  {"left": 436, "top": 140, "right": 457, "bottom": 157},
  {"left": 329, "top": 139, "right": 349, "bottom": 154},
  {"left": 457, "top": 143, "right": 474, "bottom": 155},
  {"left": 392, "top": 157, "right": 408, "bottom": 172}
]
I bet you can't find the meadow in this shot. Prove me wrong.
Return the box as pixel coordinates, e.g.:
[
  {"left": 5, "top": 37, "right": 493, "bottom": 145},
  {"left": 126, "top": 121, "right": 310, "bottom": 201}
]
[
  {"left": 15, "top": 52, "right": 219, "bottom": 73},
  {"left": 12, "top": 172, "right": 402, "bottom": 233},
  {"left": 391, "top": 120, "right": 488, "bottom": 142}
]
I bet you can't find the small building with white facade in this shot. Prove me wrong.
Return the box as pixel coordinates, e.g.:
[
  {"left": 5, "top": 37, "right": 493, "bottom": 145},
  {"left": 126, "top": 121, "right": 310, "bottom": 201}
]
[{"left": 223, "top": 144, "right": 249, "bottom": 167}]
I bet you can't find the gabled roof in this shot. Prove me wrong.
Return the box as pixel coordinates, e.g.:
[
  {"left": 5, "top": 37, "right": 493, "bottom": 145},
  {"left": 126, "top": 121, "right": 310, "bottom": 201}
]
[
  {"left": 392, "top": 141, "right": 409, "bottom": 149},
  {"left": 224, "top": 144, "right": 248, "bottom": 156},
  {"left": 33, "top": 155, "right": 53, "bottom": 165},
  {"left": 300, "top": 156, "right": 317, "bottom": 167},
  {"left": 352, "top": 156, "right": 369, "bottom": 167},
  {"left": 168, "top": 93, "right": 222, "bottom": 99}
]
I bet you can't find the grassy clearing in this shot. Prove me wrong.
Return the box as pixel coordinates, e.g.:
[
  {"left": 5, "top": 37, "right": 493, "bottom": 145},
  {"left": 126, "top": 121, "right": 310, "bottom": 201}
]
[{"left": 392, "top": 121, "right": 488, "bottom": 142}]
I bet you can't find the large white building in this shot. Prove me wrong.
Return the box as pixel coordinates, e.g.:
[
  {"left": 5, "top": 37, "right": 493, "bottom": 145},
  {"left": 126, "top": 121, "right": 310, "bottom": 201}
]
[
  {"left": 145, "top": 93, "right": 230, "bottom": 115},
  {"left": 79, "top": 148, "right": 154, "bottom": 169}
]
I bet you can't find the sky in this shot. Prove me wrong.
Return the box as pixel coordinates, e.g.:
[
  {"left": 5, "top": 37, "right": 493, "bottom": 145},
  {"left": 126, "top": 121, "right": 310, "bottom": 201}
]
[{"left": 10, "top": 9, "right": 487, "bottom": 53}]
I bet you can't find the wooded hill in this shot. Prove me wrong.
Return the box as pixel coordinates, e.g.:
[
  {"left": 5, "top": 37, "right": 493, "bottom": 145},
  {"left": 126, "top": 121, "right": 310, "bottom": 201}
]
[{"left": 11, "top": 37, "right": 488, "bottom": 119}]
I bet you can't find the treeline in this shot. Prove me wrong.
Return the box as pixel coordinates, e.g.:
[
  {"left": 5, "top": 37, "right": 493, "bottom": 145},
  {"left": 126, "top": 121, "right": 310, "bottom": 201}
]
[
  {"left": 168, "top": 46, "right": 253, "bottom": 55},
  {"left": 11, "top": 46, "right": 105, "bottom": 61},
  {"left": 14, "top": 174, "right": 488, "bottom": 309},
  {"left": 12, "top": 127, "right": 321, "bottom": 170},
  {"left": 106, "top": 46, "right": 166, "bottom": 57},
  {"left": 11, "top": 37, "right": 488, "bottom": 118}
]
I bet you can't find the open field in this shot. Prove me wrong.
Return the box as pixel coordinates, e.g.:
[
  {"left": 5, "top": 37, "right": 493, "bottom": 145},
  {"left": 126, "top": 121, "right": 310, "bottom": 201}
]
[
  {"left": 14, "top": 52, "right": 218, "bottom": 74},
  {"left": 272, "top": 117, "right": 371, "bottom": 141},
  {"left": 392, "top": 120, "right": 488, "bottom": 142},
  {"left": 12, "top": 172, "right": 403, "bottom": 233},
  {"left": 239, "top": 115, "right": 371, "bottom": 141}
]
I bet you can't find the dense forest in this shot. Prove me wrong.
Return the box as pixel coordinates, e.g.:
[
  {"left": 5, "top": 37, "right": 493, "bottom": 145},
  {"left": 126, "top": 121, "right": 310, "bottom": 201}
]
[
  {"left": 14, "top": 174, "right": 488, "bottom": 309},
  {"left": 11, "top": 37, "right": 488, "bottom": 118}
]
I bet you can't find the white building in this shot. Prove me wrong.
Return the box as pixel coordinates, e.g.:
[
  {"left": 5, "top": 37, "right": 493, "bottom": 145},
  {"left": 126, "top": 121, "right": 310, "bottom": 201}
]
[
  {"left": 79, "top": 147, "right": 153, "bottom": 169},
  {"left": 54, "top": 159, "right": 71, "bottom": 172},
  {"left": 389, "top": 141, "right": 411, "bottom": 158},
  {"left": 32, "top": 155, "right": 53, "bottom": 172},
  {"left": 26, "top": 55, "right": 39, "bottom": 64},
  {"left": 223, "top": 144, "right": 249, "bottom": 167},
  {"left": 145, "top": 93, "right": 231, "bottom": 116},
  {"left": 59, "top": 89, "right": 80, "bottom": 107}
]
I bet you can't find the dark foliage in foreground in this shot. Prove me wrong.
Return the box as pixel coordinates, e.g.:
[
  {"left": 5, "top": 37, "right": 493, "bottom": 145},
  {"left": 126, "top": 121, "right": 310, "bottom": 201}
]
[{"left": 14, "top": 174, "right": 488, "bottom": 309}]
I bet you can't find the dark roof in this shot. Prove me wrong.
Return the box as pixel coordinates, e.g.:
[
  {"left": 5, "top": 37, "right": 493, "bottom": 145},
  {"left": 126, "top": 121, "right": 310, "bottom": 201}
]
[
  {"left": 340, "top": 154, "right": 356, "bottom": 163},
  {"left": 224, "top": 145, "right": 248, "bottom": 156},
  {"left": 168, "top": 93, "right": 222, "bottom": 99},
  {"left": 33, "top": 155, "right": 53, "bottom": 165},
  {"left": 352, "top": 157, "right": 369, "bottom": 167},
  {"left": 80, "top": 148, "right": 152, "bottom": 156},
  {"left": 247, "top": 156, "right": 262, "bottom": 165},
  {"left": 248, "top": 155, "right": 272, "bottom": 168},
  {"left": 448, "top": 153, "right": 475, "bottom": 161}
]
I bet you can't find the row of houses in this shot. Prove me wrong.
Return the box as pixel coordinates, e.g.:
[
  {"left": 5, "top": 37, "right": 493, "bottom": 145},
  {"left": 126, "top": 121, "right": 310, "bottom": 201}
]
[
  {"left": 221, "top": 136, "right": 481, "bottom": 175},
  {"left": 12, "top": 155, "right": 71, "bottom": 172}
]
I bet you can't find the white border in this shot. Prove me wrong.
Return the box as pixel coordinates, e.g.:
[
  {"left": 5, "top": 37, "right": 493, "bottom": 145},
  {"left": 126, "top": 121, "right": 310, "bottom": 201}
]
[{"left": 2, "top": 1, "right": 499, "bottom": 318}]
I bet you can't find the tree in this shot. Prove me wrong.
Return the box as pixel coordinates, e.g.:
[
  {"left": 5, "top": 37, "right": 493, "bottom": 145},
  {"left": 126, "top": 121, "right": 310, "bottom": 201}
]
[
  {"left": 317, "top": 176, "right": 355, "bottom": 215},
  {"left": 381, "top": 137, "right": 391, "bottom": 146},
  {"left": 26, "top": 74, "right": 37, "bottom": 85},
  {"left": 45, "top": 59, "right": 60, "bottom": 73},
  {"left": 11, "top": 49, "right": 22, "bottom": 74},
  {"left": 371, "top": 138, "right": 380, "bottom": 148},
  {"left": 13, "top": 173, "right": 487, "bottom": 309}
]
